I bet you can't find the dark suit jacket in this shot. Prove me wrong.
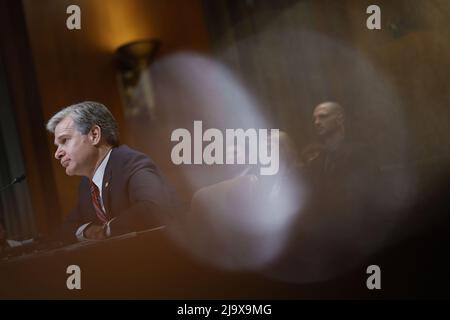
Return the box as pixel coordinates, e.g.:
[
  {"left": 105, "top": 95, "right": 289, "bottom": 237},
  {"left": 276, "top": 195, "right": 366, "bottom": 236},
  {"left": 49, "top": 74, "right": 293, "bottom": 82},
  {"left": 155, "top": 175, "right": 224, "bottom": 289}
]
[{"left": 61, "top": 145, "right": 176, "bottom": 243}]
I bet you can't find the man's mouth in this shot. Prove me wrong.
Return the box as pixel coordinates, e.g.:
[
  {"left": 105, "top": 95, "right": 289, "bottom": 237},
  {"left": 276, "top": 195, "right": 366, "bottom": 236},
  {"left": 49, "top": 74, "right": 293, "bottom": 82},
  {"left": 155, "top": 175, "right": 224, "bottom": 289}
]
[{"left": 61, "top": 160, "right": 70, "bottom": 167}]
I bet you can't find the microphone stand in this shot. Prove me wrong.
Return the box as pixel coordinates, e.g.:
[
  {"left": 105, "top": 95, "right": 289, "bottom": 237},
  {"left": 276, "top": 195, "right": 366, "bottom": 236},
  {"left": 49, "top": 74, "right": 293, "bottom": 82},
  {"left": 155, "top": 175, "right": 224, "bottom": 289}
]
[
  {"left": 0, "top": 174, "right": 26, "bottom": 256},
  {"left": 0, "top": 173, "right": 26, "bottom": 192}
]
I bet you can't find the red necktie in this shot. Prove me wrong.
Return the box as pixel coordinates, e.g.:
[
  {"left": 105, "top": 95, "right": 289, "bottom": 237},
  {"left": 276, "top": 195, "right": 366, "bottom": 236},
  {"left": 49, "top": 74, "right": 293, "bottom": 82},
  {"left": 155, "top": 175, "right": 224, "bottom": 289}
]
[{"left": 90, "top": 181, "right": 108, "bottom": 224}]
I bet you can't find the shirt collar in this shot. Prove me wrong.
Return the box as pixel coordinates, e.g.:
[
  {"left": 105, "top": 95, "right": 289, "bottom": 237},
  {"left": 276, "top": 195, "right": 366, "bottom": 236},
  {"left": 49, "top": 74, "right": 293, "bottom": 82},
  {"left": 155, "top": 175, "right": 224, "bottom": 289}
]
[{"left": 92, "top": 148, "right": 113, "bottom": 191}]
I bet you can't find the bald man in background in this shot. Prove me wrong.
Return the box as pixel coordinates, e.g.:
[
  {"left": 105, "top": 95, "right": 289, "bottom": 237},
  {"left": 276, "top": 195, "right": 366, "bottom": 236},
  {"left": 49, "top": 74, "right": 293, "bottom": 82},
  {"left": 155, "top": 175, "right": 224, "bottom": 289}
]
[
  {"left": 307, "top": 101, "right": 346, "bottom": 172},
  {"left": 301, "top": 101, "right": 374, "bottom": 177},
  {"left": 290, "top": 101, "right": 378, "bottom": 279},
  {"left": 262, "top": 102, "right": 388, "bottom": 283}
]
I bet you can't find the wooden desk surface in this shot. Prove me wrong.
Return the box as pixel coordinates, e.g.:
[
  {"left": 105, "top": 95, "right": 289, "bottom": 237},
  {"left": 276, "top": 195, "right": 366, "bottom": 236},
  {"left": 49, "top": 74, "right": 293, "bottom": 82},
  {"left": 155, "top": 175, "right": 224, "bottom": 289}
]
[
  {"left": 1, "top": 225, "right": 450, "bottom": 299},
  {"left": 0, "top": 227, "right": 317, "bottom": 299}
]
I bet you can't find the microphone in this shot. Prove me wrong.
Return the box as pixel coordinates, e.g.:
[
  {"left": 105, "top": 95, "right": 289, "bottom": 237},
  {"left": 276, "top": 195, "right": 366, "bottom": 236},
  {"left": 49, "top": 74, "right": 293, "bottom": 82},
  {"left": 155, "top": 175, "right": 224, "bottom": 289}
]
[
  {"left": 11, "top": 173, "right": 26, "bottom": 184},
  {"left": 0, "top": 173, "right": 26, "bottom": 193},
  {"left": 0, "top": 173, "right": 30, "bottom": 256}
]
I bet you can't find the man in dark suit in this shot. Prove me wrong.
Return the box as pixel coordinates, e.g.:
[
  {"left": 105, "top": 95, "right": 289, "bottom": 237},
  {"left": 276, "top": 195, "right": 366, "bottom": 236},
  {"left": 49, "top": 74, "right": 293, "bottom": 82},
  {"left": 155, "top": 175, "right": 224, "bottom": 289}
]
[
  {"left": 46, "top": 101, "right": 175, "bottom": 243},
  {"left": 268, "top": 101, "right": 379, "bottom": 283},
  {"left": 302, "top": 101, "right": 374, "bottom": 186}
]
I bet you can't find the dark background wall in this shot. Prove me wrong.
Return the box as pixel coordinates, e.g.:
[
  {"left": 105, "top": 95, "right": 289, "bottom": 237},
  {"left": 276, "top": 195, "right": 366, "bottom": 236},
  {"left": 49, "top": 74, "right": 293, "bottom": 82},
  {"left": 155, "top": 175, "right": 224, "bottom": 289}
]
[
  {"left": 0, "top": 59, "right": 35, "bottom": 239},
  {"left": 203, "top": 0, "right": 450, "bottom": 165}
]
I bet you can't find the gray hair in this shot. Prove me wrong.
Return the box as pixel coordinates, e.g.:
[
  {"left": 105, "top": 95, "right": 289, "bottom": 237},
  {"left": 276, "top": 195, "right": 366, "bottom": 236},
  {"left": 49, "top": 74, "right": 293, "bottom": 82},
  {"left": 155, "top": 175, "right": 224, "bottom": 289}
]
[{"left": 46, "top": 101, "right": 119, "bottom": 147}]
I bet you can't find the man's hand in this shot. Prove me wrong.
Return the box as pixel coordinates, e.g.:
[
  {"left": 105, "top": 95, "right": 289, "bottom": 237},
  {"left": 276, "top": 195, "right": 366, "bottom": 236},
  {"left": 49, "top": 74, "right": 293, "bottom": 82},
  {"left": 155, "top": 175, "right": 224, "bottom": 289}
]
[{"left": 83, "top": 224, "right": 106, "bottom": 240}]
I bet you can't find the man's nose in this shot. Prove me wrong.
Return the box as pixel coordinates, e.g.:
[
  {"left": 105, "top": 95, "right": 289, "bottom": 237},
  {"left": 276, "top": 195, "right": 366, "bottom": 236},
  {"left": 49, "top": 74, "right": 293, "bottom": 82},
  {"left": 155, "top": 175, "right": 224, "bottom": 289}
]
[
  {"left": 55, "top": 147, "right": 64, "bottom": 160},
  {"left": 314, "top": 118, "right": 321, "bottom": 126}
]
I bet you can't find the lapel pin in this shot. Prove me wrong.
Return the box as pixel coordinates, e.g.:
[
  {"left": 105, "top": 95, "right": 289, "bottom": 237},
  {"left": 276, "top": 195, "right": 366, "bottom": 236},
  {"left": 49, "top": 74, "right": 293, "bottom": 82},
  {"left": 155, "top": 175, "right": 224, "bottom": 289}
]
[{"left": 105, "top": 181, "right": 109, "bottom": 188}]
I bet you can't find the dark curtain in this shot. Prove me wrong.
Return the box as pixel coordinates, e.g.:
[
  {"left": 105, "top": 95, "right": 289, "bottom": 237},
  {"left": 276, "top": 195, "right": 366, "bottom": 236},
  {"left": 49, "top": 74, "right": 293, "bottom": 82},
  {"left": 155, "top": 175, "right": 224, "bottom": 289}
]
[{"left": 0, "top": 57, "right": 36, "bottom": 240}]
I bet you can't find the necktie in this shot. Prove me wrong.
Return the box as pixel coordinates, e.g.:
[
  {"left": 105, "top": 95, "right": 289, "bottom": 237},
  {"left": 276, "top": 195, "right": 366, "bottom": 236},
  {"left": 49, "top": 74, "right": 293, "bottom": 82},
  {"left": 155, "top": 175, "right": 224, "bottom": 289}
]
[{"left": 90, "top": 181, "right": 108, "bottom": 224}]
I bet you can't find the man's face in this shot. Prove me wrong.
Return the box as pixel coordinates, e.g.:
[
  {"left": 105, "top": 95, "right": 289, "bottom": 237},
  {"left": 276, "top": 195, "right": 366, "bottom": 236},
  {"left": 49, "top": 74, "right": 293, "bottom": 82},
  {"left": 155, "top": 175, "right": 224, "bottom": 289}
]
[
  {"left": 313, "top": 104, "right": 343, "bottom": 137},
  {"left": 54, "top": 116, "right": 96, "bottom": 177}
]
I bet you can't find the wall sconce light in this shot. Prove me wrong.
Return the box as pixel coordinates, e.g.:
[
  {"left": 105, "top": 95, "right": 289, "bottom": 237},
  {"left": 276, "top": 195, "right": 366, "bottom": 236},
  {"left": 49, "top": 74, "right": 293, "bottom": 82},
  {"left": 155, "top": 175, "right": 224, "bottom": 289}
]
[{"left": 115, "top": 39, "right": 161, "bottom": 121}]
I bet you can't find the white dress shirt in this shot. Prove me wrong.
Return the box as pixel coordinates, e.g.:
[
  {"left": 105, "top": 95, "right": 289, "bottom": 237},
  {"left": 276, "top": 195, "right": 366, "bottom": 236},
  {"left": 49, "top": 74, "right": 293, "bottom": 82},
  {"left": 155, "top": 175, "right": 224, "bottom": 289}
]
[{"left": 75, "top": 149, "right": 114, "bottom": 241}]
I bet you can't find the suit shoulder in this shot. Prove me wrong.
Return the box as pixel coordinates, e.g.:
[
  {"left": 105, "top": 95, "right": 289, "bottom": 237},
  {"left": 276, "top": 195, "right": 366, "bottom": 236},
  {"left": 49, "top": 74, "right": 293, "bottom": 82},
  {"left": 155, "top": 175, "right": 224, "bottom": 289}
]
[{"left": 111, "top": 145, "right": 157, "bottom": 170}]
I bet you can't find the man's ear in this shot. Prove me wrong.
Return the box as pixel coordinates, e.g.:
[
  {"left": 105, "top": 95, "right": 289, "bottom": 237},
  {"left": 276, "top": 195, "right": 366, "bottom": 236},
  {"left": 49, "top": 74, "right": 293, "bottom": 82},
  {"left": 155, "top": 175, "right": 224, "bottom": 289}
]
[{"left": 89, "top": 125, "right": 102, "bottom": 145}]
